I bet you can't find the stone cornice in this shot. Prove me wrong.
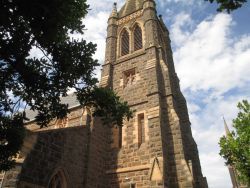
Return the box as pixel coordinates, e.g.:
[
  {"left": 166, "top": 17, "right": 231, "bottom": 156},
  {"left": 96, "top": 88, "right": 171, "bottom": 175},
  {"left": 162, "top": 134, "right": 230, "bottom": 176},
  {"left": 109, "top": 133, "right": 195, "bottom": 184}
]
[
  {"left": 118, "top": 10, "right": 143, "bottom": 25},
  {"left": 116, "top": 50, "right": 146, "bottom": 64},
  {"left": 106, "top": 164, "right": 150, "bottom": 174}
]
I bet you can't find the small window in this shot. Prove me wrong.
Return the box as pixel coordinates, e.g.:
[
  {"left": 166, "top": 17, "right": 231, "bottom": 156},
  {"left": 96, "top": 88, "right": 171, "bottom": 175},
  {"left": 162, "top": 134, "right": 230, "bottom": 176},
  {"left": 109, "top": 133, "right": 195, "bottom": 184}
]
[
  {"left": 121, "top": 30, "right": 130, "bottom": 56},
  {"left": 111, "top": 126, "right": 122, "bottom": 148},
  {"left": 134, "top": 25, "right": 143, "bottom": 51},
  {"left": 123, "top": 68, "right": 136, "bottom": 87},
  {"left": 138, "top": 113, "right": 145, "bottom": 146}
]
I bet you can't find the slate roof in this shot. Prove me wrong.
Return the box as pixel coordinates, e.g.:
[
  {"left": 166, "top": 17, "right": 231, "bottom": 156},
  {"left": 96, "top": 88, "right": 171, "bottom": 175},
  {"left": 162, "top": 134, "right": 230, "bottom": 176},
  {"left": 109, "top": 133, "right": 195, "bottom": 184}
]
[
  {"left": 25, "top": 93, "right": 79, "bottom": 121},
  {"left": 118, "top": 0, "right": 144, "bottom": 18}
]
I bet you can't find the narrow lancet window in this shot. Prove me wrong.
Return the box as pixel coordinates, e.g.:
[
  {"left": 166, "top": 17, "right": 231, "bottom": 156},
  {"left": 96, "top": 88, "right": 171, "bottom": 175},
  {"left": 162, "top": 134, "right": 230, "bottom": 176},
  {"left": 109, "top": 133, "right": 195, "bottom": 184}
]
[
  {"left": 121, "top": 30, "right": 129, "bottom": 56},
  {"left": 138, "top": 113, "right": 145, "bottom": 146},
  {"left": 134, "top": 25, "right": 143, "bottom": 51},
  {"left": 112, "top": 126, "right": 122, "bottom": 148},
  {"left": 118, "top": 126, "right": 122, "bottom": 148}
]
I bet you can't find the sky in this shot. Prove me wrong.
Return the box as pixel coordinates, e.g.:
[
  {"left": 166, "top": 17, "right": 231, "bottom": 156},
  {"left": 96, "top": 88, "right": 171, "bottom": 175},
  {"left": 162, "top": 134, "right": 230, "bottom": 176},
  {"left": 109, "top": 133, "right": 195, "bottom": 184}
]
[{"left": 80, "top": 1, "right": 250, "bottom": 187}]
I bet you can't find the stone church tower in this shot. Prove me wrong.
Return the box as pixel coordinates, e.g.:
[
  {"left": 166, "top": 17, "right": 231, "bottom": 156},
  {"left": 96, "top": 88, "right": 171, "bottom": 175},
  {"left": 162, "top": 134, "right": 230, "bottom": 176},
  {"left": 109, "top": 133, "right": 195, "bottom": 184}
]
[
  {"left": 1, "top": 0, "right": 208, "bottom": 188},
  {"left": 100, "top": 0, "right": 208, "bottom": 187}
]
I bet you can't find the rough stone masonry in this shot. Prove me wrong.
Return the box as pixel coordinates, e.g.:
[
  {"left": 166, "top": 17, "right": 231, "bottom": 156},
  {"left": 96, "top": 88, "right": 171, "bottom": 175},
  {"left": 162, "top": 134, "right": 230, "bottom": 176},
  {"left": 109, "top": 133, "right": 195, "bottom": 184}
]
[{"left": 1, "top": 0, "right": 208, "bottom": 187}]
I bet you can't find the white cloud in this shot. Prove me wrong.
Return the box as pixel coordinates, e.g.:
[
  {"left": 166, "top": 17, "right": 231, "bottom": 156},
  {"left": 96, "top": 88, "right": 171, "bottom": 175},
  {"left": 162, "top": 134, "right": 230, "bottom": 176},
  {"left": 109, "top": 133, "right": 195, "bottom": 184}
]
[
  {"left": 190, "top": 95, "right": 246, "bottom": 150},
  {"left": 171, "top": 12, "right": 194, "bottom": 44},
  {"left": 83, "top": 12, "right": 109, "bottom": 80},
  {"left": 84, "top": 12, "right": 109, "bottom": 62},
  {"left": 170, "top": 12, "right": 250, "bottom": 187},
  {"left": 200, "top": 152, "right": 231, "bottom": 188},
  {"left": 187, "top": 94, "right": 250, "bottom": 188},
  {"left": 171, "top": 13, "right": 250, "bottom": 95},
  {"left": 87, "top": 0, "right": 124, "bottom": 14},
  {"left": 70, "top": 10, "right": 110, "bottom": 80},
  {"left": 156, "top": 0, "right": 195, "bottom": 7}
]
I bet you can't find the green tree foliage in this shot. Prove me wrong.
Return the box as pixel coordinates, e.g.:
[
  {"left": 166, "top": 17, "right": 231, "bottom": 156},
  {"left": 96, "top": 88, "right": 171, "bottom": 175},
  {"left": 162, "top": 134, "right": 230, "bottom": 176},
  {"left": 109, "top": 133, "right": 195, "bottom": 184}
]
[
  {"left": 219, "top": 100, "right": 250, "bottom": 186},
  {"left": 206, "top": 0, "right": 247, "bottom": 12},
  {"left": 0, "top": 0, "right": 132, "bottom": 171}
]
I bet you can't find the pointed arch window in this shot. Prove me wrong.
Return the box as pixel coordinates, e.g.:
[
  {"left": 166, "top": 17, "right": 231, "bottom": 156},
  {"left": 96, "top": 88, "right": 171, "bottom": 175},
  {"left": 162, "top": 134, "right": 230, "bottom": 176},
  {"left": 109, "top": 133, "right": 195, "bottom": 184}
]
[
  {"left": 134, "top": 25, "right": 143, "bottom": 51},
  {"left": 49, "top": 170, "right": 67, "bottom": 188},
  {"left": 121, "top": 30, "right": 129, "bottom": 56}
]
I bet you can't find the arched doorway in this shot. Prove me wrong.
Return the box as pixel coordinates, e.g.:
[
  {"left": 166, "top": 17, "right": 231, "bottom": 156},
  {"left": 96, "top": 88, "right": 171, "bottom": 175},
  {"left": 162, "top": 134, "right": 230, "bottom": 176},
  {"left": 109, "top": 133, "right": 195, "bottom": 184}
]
[{"left": 48, "top": 169, "right": 68, "bottom": 188}]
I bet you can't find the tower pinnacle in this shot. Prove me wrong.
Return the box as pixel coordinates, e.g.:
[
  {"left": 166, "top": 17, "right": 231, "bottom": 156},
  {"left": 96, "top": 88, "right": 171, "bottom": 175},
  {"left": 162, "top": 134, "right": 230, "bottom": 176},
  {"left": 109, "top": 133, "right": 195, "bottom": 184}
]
[{"left": 110, "top": 2, "right": 118, "bottom": 18}]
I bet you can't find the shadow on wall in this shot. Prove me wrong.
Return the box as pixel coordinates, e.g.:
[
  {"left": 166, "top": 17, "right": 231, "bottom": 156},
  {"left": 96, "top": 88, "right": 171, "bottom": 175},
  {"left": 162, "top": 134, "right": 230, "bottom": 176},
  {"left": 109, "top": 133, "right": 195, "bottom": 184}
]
[{"left": 2, "top": 126, "right": 90, "bottom": 188}]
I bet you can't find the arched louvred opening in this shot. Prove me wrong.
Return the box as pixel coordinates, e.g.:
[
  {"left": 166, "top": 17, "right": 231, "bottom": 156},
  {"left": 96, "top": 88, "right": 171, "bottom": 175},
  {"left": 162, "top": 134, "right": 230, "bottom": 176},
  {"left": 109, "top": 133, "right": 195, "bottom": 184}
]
[
  {"left": 134, "top": 24, "right": 143, "bottom": 51},
  {"left": 121, "top": 29, "right": 129, "bottom": 56}
]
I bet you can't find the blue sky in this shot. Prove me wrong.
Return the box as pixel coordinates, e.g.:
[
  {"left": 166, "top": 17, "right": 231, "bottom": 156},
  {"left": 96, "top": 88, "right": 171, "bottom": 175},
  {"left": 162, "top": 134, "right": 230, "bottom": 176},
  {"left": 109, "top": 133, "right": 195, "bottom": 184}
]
[{"left": 78, "top": 1, "right": 250, "bottom": 187}]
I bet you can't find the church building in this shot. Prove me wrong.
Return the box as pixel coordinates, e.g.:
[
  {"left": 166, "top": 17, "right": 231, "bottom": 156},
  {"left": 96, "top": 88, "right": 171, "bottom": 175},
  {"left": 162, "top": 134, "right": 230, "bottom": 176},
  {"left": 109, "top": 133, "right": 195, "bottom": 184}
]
[{"left": 1, "top": 0, "right": 208, "bottom": 187}]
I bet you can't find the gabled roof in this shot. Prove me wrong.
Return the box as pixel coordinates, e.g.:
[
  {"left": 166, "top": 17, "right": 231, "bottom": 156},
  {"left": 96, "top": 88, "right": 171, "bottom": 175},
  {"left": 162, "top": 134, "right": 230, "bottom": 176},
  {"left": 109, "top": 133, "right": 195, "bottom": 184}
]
[
  {"left": 25, "top": 93, "right": 79, "bottom": 121},
  {"left": 118, "top": 0, "right": 144, "bottom": 18}
]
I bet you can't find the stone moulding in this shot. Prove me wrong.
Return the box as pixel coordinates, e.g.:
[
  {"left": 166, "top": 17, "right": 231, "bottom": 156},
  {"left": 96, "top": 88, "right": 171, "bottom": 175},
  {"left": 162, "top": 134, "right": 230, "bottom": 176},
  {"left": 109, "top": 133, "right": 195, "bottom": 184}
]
[
  {"left": 160, "top": 60, "right": 168, "bottom": 71},
  {"left": 100, "top": 75, "right": 109, "bottom": 87},
  {"left": 118, "top": 10, "right": 143, "bottom": 25},
  {"left": 116, "top": 50, "right": 146, "bottom": 64},
  {"left": 106, "top": 164, "right": 150, "bottom": 174},
  {"left": 149, "top": 157, "right": 163, "bottom": 181},
  {"left": 18, "top": 181, "right": 45, "bottom": 188},
  {"left": 146, "top": 58, "right": 156, "bottom": 70},
  {"left": 147, "top": 106, "right": 160, "bottom": 119}
]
